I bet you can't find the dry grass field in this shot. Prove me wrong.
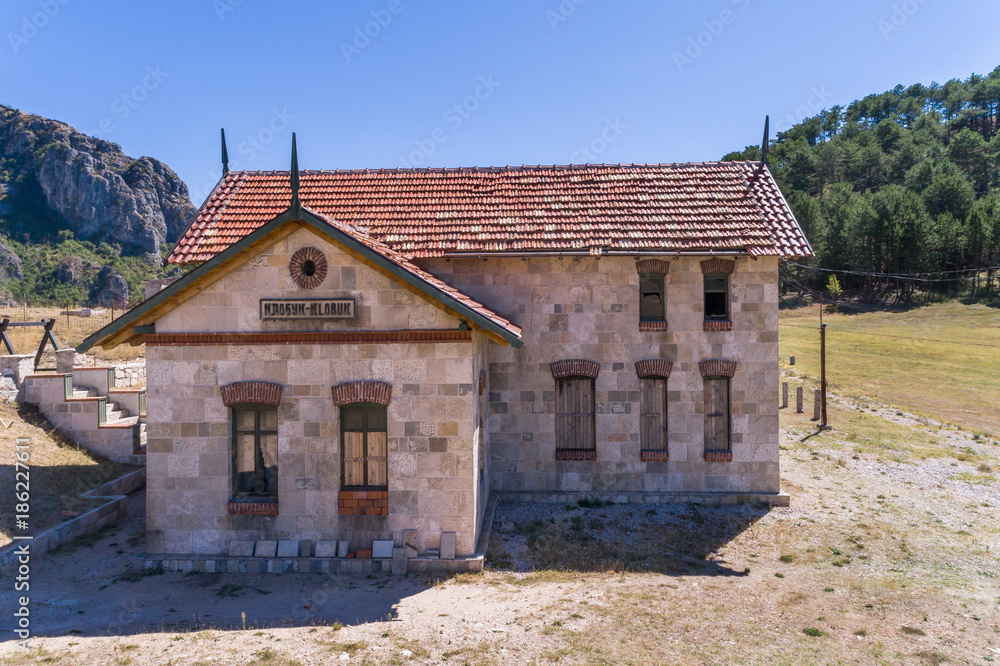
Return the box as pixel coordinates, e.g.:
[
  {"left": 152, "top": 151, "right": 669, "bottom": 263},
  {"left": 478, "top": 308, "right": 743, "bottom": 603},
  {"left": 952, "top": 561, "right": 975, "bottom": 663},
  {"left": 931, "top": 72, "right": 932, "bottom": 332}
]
[
  {"left": 0, "top": 303, "right": 997, "bottom": 664},
  {"left": 0, "top": 306, "right": 144, "bottom": 364}
]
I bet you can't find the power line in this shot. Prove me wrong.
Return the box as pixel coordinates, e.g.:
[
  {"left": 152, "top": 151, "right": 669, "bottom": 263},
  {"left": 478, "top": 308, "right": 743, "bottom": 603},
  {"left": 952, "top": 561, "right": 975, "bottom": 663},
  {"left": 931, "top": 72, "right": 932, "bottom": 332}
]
[{"left": 785, "top": 262, "right": 999, "bottom": 284}]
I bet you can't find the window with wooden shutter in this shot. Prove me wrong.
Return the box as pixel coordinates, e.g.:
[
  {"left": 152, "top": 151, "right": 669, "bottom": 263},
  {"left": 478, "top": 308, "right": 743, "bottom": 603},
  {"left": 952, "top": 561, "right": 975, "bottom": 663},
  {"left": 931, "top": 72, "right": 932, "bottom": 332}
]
[
  {"left": 341, "top": 403, "right": 388, "bottom": 489},
  {"left": 640, "top": 378, "right": 668, "bottom": 457},
  {"left": 703, "top": 377, "right": 730, "bottom": 452},
  {"left": 555, "top": 377, "right": 596, "bottom": 459}
]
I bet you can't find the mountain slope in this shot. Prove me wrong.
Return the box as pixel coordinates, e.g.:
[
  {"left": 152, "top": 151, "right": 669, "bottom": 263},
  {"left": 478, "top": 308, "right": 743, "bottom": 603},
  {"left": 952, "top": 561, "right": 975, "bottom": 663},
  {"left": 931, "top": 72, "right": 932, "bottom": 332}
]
[{"left": 0, "top": 105, "right": 195, "bottom": 304}]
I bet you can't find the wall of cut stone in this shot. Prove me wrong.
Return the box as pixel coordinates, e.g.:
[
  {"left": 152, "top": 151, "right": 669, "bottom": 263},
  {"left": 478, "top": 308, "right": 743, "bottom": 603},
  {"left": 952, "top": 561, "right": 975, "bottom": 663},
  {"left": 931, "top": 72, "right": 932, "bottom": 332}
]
[
  {"left": 419, "top": 255, "right": 781, "bottom": 495},
  {"left": 145, "top": 228, "right": 484, "bottom": 557}
]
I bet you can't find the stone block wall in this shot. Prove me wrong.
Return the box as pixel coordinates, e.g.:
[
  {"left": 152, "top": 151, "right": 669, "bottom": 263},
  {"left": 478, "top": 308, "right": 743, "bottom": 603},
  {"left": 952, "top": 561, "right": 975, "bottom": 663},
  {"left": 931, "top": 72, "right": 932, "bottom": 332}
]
[
  {"left": 419, "top": 255, "right": 781, "bottom": 495},
  {"left": 145, "top": 339, "right": 481, "bottom": 557}
]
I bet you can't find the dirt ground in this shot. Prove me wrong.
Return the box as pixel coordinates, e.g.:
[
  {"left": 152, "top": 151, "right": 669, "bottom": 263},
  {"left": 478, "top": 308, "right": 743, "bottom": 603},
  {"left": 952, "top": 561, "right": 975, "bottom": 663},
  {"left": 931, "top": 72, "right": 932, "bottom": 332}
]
[{"left": 0, "top": 391, "right": 998, "bottom": 664}]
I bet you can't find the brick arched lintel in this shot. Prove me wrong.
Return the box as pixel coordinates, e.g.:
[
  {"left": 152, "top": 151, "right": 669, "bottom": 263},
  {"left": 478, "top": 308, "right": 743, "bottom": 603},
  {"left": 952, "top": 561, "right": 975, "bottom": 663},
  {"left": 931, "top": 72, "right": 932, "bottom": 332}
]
[
  {"left": 331, "top": 380, "right": 392, "bottom": 406},
  {"left": 550, "top": 359, "right": 601, "bottom": 379},
  {"left": 698, "top": 359, "right": 737, "bottom": 378},
  {"left": 635, "top": 359, "right": 673, "bottom": 379},
  {"left": 700, "top": 258, "right": 736, "bottom": 274},
  {"left": 221, "top": 381, "right": 283, "bottom": 406},
  {"left": 636, "top": 259, "right": 670, "bottom": 275}
]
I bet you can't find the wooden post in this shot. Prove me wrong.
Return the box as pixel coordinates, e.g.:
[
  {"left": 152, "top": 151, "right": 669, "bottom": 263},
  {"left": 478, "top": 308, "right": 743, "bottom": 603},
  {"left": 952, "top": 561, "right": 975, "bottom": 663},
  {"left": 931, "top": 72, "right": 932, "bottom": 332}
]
[
  {"left": 821, "top": 323, "right": 829, "bottom": 430},
  {"left": 813, "top": 390, "right": 821, "bottom": 421},
  {"left": 796, "top": 387, "right": 803, "bottom": 413},
  {"left": 782, "top": 381, "right": 788, "bottom": 408}
]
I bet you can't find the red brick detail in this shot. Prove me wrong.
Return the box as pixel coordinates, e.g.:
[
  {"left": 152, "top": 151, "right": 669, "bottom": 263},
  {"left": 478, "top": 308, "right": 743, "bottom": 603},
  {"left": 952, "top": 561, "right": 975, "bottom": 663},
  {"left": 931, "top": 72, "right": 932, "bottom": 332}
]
[
  {"left": 638, "top": 320, "right": 668, "bottom": 332},
  {"left": 549, "top": 359, "right": 600, "bottom": 380},
  {"left": 698, "top": 359, "right": 737, "bottom": 378},
  {"left": 703, "top": 450, "right": 733, "bottom": 462},
  {"left": 228, "top": 499, "right": 279, "bottom": 515},
  {"left": 220, "top": 381, "right": 283, "bottom": 406},
  {"left": 146, "top": 330, "right": 472, "bottom": 346},
  {"left": 478, "top": 368, "right": 486, "bottom": 395},
  {"left": 636, "top": 259, "right": 670, "bottom": 275},
  {"left": 555, "top": 449, "right": 597, "bottom": 461},
  {"left": 338, "top": 489, "right": 389, "bottom": 516},
  {"left": 640, "top": 449, "right": 670, "bottom": 462},
  {"left": 356, "top": 549, "right": 372, "bottom": 559},
  {"left": 703, "top": 319, "right": 733, "bottom": 332},
  {"left": 289, "top": 246, "right": 328, "bottom": 289},
  {"left": 700, "top": 258, "right": 736, "bottom": 274},
  {"left": 635, "top": 359, "right": 673, "bottom": 379},
  {"left": 331, "top": 380, "right": 392, "bottom": 407}
]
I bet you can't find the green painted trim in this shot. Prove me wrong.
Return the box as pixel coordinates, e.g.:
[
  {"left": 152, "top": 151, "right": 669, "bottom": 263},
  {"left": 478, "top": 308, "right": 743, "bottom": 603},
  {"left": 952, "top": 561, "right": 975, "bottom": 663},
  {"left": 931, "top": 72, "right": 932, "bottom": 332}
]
[
  {"left": 132, "top": 325, "right": 155, "bottom": 335},
  {"left": 78, "top": 207, "right": 522, "bottom": 351}
]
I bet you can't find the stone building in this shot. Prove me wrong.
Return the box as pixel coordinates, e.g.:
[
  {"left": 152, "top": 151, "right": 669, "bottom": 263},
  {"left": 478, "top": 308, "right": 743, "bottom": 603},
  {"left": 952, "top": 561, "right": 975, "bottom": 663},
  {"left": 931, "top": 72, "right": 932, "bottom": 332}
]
[{"left": 83, "top": 148, "right": 812, "bottom": 565}]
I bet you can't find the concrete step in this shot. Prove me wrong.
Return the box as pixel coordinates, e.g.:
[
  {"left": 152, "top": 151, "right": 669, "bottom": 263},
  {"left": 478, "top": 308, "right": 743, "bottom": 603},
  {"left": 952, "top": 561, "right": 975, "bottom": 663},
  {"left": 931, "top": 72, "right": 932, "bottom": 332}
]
[{"left": 72, "top": 387, "right": 98, "bottom": 399}]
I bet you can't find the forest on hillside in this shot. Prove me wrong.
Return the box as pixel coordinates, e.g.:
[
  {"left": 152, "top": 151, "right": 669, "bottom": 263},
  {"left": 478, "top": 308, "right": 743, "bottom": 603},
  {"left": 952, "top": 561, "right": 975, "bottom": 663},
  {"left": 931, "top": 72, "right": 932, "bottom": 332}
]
[{"left": 725, "top": 67, "right": 1000, "bottom": 302}]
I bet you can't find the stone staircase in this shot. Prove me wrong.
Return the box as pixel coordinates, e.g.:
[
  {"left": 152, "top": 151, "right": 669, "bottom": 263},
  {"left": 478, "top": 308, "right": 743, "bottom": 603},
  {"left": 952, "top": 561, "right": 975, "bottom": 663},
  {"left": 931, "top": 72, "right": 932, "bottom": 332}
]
[{"left": 23, "top": 366, "right": 146, "bottom": 465}]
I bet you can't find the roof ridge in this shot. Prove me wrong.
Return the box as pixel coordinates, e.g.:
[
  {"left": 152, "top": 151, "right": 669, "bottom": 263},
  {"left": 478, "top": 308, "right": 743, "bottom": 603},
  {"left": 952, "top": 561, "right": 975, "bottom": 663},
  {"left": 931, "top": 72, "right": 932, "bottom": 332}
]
[{"left": 221, "top": 161, "right": 764, "bottom": 176}]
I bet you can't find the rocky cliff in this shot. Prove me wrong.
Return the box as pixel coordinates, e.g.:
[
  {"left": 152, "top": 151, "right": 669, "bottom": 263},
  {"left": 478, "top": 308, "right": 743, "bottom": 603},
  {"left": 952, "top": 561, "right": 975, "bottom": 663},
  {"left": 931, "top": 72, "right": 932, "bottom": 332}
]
[{"left": 0, "top": 104, "right": 195, "bottom": 259}]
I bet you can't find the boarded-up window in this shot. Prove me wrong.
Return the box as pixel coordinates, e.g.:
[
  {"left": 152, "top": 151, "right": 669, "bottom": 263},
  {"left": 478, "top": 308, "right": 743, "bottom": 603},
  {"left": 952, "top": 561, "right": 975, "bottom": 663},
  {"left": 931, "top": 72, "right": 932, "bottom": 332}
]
[
  {"left": 341, "top": 403, "right": 388, "bottom": 489},
  {"left": 639, "top": 272, "right": 665, "bottom": 321},
  {"left": 555, "top": 377, "right": 595, "bottom": 451},
  {"left": 703, "top": 377, "right": 730, "bottom": 451},
  {"left": 704, "top": 273, "right": 729, "bottom": 319},
  {"left": 640, "top": 378, "right": 668, "bottom": 450},
  {"left": 232, "top": 405, "right": 278, "bottom": 498}
]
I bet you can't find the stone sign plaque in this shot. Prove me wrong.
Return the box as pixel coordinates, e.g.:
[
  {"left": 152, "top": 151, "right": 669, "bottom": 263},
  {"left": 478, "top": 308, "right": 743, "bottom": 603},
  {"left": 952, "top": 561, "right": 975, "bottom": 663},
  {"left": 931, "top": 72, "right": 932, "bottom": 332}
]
[{"left": 259, "top": 298, "right": 355, "bottom": 320}]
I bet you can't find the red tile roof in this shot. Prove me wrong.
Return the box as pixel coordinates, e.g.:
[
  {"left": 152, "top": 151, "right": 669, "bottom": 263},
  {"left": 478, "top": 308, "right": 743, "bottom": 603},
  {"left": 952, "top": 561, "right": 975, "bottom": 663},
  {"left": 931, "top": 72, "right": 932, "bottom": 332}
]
[{"left": 168, "top": 162, "right": 812, "bottom": 265}]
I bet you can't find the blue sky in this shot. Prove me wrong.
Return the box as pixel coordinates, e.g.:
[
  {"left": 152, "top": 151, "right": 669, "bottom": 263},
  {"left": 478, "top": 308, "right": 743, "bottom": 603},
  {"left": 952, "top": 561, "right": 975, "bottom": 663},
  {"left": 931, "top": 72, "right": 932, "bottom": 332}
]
[{"left": 3, "top": 0, "right": 1000, "bottom": 204}]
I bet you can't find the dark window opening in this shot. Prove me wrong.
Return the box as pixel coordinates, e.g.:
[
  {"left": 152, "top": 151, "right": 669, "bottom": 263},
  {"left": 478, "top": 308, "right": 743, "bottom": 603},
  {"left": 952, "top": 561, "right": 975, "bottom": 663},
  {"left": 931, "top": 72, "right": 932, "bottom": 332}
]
[
  {"left": 555, "top": 377, "right": 596, "bottom": 451},
  {"left": 704, "top": 273, "right": 729, "bottom": 319},
  {"left": 639, "top": 273, "right": 665, "bottom": 321},
  {"left": 232, "top": 405, "right": 278, "bottom": 498},
  {"left": 341, "top": 403, "right": 388, "bottom": 489},
  {"left": 301, "top": 259, "right": 317, "bottom": 276}
]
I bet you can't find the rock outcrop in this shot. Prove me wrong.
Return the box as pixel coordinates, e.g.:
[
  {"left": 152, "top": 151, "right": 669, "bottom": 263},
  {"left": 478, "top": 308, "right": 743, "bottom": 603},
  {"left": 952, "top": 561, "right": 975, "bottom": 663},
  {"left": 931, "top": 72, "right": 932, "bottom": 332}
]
[{"left": 0, "top": 104, "right": 195, "bottom": 258}]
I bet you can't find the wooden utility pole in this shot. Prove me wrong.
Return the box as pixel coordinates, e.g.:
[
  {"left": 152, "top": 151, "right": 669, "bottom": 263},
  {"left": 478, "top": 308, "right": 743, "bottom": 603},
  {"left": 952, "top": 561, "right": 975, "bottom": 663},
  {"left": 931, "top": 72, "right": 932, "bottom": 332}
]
[{"left": 820, "top": 322, "right": 829, "bottom": 430}]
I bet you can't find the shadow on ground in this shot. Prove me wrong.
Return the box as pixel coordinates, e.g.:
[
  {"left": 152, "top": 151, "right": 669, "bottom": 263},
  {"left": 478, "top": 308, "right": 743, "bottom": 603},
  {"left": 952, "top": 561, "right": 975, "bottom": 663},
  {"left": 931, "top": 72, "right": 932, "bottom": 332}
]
[
  {"left": 484, "top": 499, "right": 771, "bottom": 577},
  {"left": 0, "top": 491, "right": 434, "bottom": 639}
]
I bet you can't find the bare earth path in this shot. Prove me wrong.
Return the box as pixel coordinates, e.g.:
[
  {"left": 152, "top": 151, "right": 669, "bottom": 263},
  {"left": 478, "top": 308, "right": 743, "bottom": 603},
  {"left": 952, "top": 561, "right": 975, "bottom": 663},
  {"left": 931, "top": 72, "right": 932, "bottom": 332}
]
[{"left": 1, "top": 390, "right": 998, "bottom": 664}]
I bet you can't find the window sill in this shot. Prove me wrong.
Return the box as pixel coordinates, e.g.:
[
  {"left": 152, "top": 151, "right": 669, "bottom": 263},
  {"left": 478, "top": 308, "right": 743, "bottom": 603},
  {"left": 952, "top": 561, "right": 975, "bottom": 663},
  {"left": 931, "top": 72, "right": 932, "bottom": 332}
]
[
  {"left": 228, "top": 499, "right": 278, "bottom": 515},
  {"left": 703, "top": 319, "right": 732, "bottom": 332},
  {"left": 640, "top": 449, "right": 669, "bottom": 462},
  {"left": 639, "top": 320, "right": 668, "bottom": 332},
  {"left": 703, "top": 450, "right": 733, "bottom": 462},
  {"left": 555, "top": 449, "right": 597, "bottom": 461},
  {"left": 339, "top": 489, "right": 388, "bottom": 516}
]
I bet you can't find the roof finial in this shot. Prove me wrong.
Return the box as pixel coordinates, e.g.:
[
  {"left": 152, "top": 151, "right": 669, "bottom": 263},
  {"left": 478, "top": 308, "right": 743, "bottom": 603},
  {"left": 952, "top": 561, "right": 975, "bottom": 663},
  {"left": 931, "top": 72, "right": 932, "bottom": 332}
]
[
  {"left": 760, "top": 115, "right": 769, "bottom": 166},
  {"left": 290, "top": 132, "right": 301, "bottom": 218},
  {"left": 221, "top": 128, "right": 229, "bottom": 175}
]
